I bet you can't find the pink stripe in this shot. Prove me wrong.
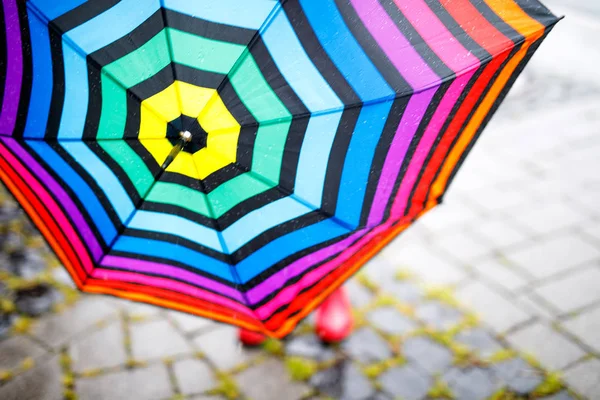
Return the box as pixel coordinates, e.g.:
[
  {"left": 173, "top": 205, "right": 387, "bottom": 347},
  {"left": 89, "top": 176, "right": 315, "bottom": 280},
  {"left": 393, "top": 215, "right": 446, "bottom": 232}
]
[
  {"left": 391, "top": 72, "right": 475, "bottom": 215},
  {"left": 367, "top": 89, "right": 437, "bottom": 226},
  {"left": 0, "top": 142, "right": 93, "bottom": 273},
  {"left": 245, "top": 230, "right": 366, "bottom": 304},
  {"left": 92, "top": 269, "right": 255, "bottom": 318},
  {"left": 254, "top": 220, "right": 401, "bottom": 319},
  {"left": 349, "top": 0, "right": 439, "bottom": 89},
  {"left": 394, "top": 0, "right": 480, "bottom": 72}
]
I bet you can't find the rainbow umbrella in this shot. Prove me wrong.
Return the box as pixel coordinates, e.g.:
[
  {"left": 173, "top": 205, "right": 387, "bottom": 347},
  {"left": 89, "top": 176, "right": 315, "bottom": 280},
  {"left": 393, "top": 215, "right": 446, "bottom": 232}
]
[{"left": 0, "top": 0, "right": 558, "bottom": 337}]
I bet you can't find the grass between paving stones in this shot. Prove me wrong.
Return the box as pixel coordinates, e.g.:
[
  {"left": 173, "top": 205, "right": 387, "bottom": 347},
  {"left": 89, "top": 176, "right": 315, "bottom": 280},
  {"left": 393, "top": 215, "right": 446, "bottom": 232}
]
[
  {"left": 428, "top": 377, "right": 455, "bottom": 399},
  {"left": 362, "top": 357, "right": 406, "bottom": 379},
  {"left": 208, "top": 372, "right": 240, "bottom": 399},
  {"left": 285, "top": 357, "right": 318, "bottom": 381},
  {"left": 60, "top": 350, "right": 77, "bottom": 400}
]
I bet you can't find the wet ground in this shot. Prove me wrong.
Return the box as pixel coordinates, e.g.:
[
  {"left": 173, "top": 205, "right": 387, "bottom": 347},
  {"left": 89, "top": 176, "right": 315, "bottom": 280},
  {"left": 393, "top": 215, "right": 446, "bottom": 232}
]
[{"left": 1, "top": 2, "right": 599, "bottom": 400}]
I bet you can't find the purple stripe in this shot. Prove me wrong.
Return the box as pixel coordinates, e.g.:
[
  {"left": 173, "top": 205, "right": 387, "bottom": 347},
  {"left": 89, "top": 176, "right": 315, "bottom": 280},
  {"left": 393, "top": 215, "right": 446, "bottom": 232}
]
[
  {"left": 245, "top": 230, "right": 366, "bottom": 304},
  {"left": 349, "top": 0, "right": 440, "bottom": 89},
  {"left": 3, "top": 138, "right": 103, "bottom": 260},
  {"left": 367, "top": 88, "right": 437, "bottom": 226},
  {"left": 101, "top": 255, "right": 246, "bottom": 304},
  {"left": 0, "top": 0, "right": 23, "bottom": 134}
]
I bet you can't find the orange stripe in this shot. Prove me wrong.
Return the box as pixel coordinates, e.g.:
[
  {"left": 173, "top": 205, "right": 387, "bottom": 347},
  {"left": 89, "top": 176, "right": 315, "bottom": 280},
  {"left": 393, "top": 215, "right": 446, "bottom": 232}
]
[
  {"left": 484, "top": 0, "right": 545, "bottom": 37},
  {"left": 0, "top": 152, "right": 86, "bottom": 287},
  {"left": 428, "top": 36, "right": 540, "bottom": 202}
]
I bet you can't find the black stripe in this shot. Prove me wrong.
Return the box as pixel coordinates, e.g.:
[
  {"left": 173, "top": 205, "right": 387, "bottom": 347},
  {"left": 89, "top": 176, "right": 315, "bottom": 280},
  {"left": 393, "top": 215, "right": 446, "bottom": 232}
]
[
  {"left": 50, "top": 0, "right": 119, "bottom": 33},
  {"left": 425, "top": 0, "right": 491, "bottom": 62},
  {"left": 174, "top": 64, "right": 224, "bottom": 89},
  {"left": 88, "top": 10, "right": 166, "bottom": 67},
  {"left": 44, "top": 28, "right": 66, "bottom": 139},
  {"left": 443, "top": 31, "right": 551, "bottom": 194},
  {"left": 334, "top": 0, "right": 412, "bottom": 95},
  {"left": 0, "top": 3, "right": 7, "bottom": 115},
  {"left": 511, "top": 0, "right": 561, "bottom": 27},
  {"left": 380, "top": 83, "right": 450, "bottom": 222},
  {"left": 424, "top": 44, "right": 521, "bottom": 204},
  {"left": 320, "top": 107, "right": 362, "bottom": 216},
  {"left": 284, "top": 0, "right": 360, "bottom": 106},
  {"left": 0, "top": 140, "right": 93, "bottom": 280},
  {"left": 12, "top": 1, "right": 33, "bottom": 138},
  {"left": 379, "top": 0, "right": 454, "bottom": 81},
  {"left": 470, "top": 0, "right": 523, "bottom": 44},
  {"left": 359, "top": 97, "right": 411, "bottom": 226},
  {"left": 163, "top": 9, "right": 257, "bottom": 46},
  {"left": 18, "top": 140, "right": 109, "bottom": 252},
  {"left": 404, "top": 65, "right": 486, "bottom": 215}
]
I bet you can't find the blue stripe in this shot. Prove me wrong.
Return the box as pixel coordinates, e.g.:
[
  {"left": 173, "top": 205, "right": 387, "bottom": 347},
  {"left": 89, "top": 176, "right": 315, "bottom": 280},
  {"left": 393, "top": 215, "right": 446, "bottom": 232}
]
[
  {"left": 299, "top": 0, "right": 394, "bottom": 102},
  {"left": 60, "top": 142, "right": 135, "bottom": 222},
  {"left": 27, "top": 141, "right": 117, "bottom": 244},
  {"left": 335, "top": 101, "right": 393, "bottom": 227},
  {"left": 23, "top": 8, "right": 53, "bottom": 139},
  {"left": 162, "top": 0, "right": 278, "bottom": 30},
  {"left": 261, "top": 11, "right": 342, "bottom": 112},
  {"left": 63, "top": 0, "right": 161, "bottom": 54},
  {"left": 128, "top": 211, "right": 224, "bottom": 253},
  {"left": 28, "top": 0, "right": 87, "bottom": 21},
  {"left": 112, "top": 236, "right": 235, "bottom": 282},
  {"left": 57, "top": 44, "right": 88, "bottom": 139},
  {"left": 235, "top": 219, "right": 351, "bottom": 282}
]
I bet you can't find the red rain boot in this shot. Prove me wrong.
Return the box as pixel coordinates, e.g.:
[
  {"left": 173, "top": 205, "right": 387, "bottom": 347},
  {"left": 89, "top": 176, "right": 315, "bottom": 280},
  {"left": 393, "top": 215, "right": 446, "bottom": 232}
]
[
  {"left": 238, "top": 328, "right": 266, "bottom": 346},
  {"left": 315, "top": 287, "right": 354, "bottom": 343}
]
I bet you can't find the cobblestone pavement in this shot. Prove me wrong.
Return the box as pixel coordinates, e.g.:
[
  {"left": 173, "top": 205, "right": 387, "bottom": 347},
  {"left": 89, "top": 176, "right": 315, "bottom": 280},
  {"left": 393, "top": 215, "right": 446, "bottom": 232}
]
[{"left": 1, "top": 3, "right": 600, "bottom": 400}]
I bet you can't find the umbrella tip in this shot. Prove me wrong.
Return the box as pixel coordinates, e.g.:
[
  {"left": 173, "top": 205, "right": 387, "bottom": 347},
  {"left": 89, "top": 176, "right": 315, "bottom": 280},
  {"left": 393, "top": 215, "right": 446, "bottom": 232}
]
[{"left": 180, "top": 130, "right": 192, "bottom": 143}]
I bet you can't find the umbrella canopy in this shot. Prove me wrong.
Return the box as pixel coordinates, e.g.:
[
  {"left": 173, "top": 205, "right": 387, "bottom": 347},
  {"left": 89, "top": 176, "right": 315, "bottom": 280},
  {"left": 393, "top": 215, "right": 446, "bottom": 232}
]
[{"left": 0, "top": 0, "right": 559, "bottom": 337}]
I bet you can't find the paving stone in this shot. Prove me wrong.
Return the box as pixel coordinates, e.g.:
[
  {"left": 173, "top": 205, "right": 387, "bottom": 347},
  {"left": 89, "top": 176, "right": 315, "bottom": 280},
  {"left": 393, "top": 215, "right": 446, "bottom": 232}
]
[
  {"left": 417, "top": 202, "right": 480, "bottom": 233},
  {"left": 455, "top": 282, "right": 531, "bottom": 333},
  {"left": 534, "top": 267, "right": 600, "bottom": 313},
  {"left": 76, "top": 363, "right": 173, "bottom": 400},
  {"left": 505, "top": 234, "right": 600, "bottom": 279},
  {"left": 70, "top": 319, "right": 126, "bottom": 372},
  {"left": 455, "top": 329, "right": 503, "bottom": 357},
  {"left": 130, "top": 319, "right": 191, "bottom": 361},
  {"left": 379, "top": 281, "right": 422, "bottom": 304},
  {"left": 466, "top": 185, "right": 529, "bottom": 212},
  {"left": 434, "top": 231, "right": 492, "bottom": 264},
  {"left": 469, "top": 218, "right": 529, "bottom": 249},
  {"left": 194, "top": 326, "right": 259, "bottom": 371},
  {"left": 312, "top": 361, "right": 375, "bottom": 400},
  {"left": 346, "top": 279, "right": 374, "bottom": 308},
  {"left": 369, "top": 393, "right": 392, "bottom": 400},
  {"left": 0, "top": 356, "right": 62, "bottom": 400},
  {"left": 381, "top": 243, "right": 467, "bottom": 285},
  {"left": 168, "top": 311, "right": 216, "bottom": 334},
  {"left": 562, "top": 358, "right": 600, "bottom": 399},
  {"left": 236, "top": 358, "right": 311, "bottom": 400},
  {"left": 31, "top": 297, "right": 117, "bottom": 348},
  {"left": 342, "top": 328, "right": 392, "bottom": 364},
  {"left": 582, "top": 224, "right": 600, "bottom": 242},
  {"left": 506, "top": 322, "right": 585, "bottom": 370},
  {"left": 492, "top": 357, "right": 543, "bottom": 394},
  {"left": 538, "top": 391, "right": 576, "bottom": 400},
  {"left": 443, "top": 367, "right": 501, "bottom": 400},
  {"left": 0, "top": 335, "right": 46, "bottom": 370},
  {"left": 472, "top": 259, "right": 528, "bottom": 291},
  {"left": 562, "top": 306, "right": 600, "bottom": 353},
  {"left": 367, "top": 307, "right": 417, "bottom": 335},
  {"left": 121, "top": 301, "right": 162, "bottom": 317},
  {"left": 173, "top": 358, "right": 215, "bottom": 395},
  {"left": 510, "top": 203, "right": 587, "bottom": 236},
  {"left": 285, "top": 334, "right": 335, "bottom": 362},
  {"left": 517, "top": 294, "right": 555, "bottom": 320},
  {"left": 402, "top": 337, "right": 452, "bottom": 374},
  {"left": 378, "top": 365, "right": 432, "bottom": 400},
  {"left": 415, "top": 301, "right": 463, "bottom": 330}
]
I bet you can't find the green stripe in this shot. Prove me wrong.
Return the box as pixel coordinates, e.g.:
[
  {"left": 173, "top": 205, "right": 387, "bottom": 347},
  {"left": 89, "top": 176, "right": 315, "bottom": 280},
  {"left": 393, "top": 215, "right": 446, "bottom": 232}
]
[
  {"left": 97, "top": 74, "right": 127, "bottom": 140},
  {"left": 146, "top": 182, "right": 211, "bottom": 215},
  {"left": 251, "top": 121, "right": 289, "bottom": 183},
  {"left": 230, "top": 53, "right": 290, "bottom": 122},
  {"left": 168, "top": 28, "right": 245, "bottom": 74},
  {"left": 103, "top": 30, "right": 171, "bottom": 89},
  {"left": 99, "top": 141, "right": 155, "bottom": 197}
]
